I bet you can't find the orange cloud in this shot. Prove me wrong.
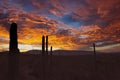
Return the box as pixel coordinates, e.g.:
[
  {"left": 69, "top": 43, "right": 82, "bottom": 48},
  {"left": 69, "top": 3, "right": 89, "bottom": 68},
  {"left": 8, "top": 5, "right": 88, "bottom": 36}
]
[{"left": 0, "top": 25, "right": 9, "bottom": 38}]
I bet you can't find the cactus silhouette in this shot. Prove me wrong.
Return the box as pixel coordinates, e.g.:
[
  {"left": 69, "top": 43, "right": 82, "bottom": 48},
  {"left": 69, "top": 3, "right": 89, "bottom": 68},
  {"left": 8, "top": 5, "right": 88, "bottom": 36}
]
[
  {"left": 93, "top": 43, "right": 97, "bottom": 64},
  {"left": 50, "top": 46, "right": 53, "bottom": 56},
  {"left": 9, "top": 23, "right": 19, "bottom": 80},
  {"left": 46, "top": 36, "right": 48, "bottom": 56},
  {"left": 9, "top": 22, "right": 19, "bottom": 54},
  {"left": 93, "top": 43, "right": 97, "bottom": 80},
  {"left": 93, "top": 43, "right": 96, "bottom": 55},
  {"left": 42, "top": 35, "right": 45, "bottom": 56}
]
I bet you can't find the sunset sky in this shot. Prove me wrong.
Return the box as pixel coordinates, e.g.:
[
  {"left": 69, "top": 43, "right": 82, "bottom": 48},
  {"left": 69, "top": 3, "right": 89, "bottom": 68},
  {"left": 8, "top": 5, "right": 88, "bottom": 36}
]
[{"left": 0, "top": 0, "right": 120, "bottom": 52}]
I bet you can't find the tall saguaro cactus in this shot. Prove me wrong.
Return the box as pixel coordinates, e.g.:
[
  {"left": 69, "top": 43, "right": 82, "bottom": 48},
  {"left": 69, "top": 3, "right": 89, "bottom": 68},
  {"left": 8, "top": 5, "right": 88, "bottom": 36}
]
[
  {"left": 9, "top": 22, "right": 19, "bottom": 54},
  {"left": 42, "top": 35, "right": 45, "bottom": 56},
  {"left": 46, "top": 36, "right": 48, "bottom": 56},
  {"left": 9, "top": 23, "right": 19, "bottom": 80}
]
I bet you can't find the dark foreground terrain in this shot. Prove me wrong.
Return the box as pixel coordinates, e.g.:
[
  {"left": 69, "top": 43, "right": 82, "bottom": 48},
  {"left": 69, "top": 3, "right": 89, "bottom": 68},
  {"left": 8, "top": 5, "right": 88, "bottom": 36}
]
[{"left": 0, "top": 51, "right": 120, "bottom": 80}]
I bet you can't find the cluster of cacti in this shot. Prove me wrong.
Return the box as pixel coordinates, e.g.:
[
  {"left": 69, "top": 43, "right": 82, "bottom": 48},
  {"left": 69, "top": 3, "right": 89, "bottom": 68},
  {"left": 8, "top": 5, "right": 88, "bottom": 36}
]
[
  {"left": 42, "top": 35, "right": 51, "bottom": 56},
  {"left": 42, "top": 35, "right": 53, "bottom": 56}
]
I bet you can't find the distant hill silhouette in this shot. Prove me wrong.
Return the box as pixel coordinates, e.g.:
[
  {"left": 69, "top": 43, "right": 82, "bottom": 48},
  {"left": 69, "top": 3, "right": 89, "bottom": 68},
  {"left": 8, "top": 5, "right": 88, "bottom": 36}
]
[{"left": 1, "top": 50, "right": 119, "bottom": 55}]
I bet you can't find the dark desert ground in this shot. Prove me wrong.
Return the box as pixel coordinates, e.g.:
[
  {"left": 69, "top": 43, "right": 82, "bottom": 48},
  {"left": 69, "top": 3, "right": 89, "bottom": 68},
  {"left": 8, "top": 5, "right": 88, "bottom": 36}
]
[{"left": 0, "top": 51, "right": 120, "bottom": 80}]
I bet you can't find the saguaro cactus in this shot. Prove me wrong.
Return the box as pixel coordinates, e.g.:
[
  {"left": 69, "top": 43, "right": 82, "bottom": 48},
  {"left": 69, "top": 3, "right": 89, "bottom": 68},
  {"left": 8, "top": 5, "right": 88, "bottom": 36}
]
[
  {"left": 42, "top": 35, "right": 45, "bottom": 56},
  {"left": 93, "top": 43, "right": 97, "bottom": 79},
  {"left": 9, "top": 23, "right": 19, "bottom": 54},
  {"left": 93, "top": 43, "right": 97, "bottom": 63},
  {"left": 50, "top": 46, "right": 53, "bottom": 56},
  {"left": 9, "top": 23, "right": 19, "bottom": 80},
  {"left": 93, "top": 43, "right": 96, "bottom": 55},
  {"left": 46, "top": 36, "right": 48, "bottom": 56}
]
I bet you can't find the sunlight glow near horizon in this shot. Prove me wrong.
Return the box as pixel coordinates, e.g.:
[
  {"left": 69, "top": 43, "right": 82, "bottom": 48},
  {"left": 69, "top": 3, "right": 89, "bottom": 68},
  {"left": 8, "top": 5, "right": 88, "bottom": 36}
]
[
  {"left": 0, "top": 44, "right": 62, "bottom": 52},
  {"left": 0, "top": 43, "right": 120, "bottom": 53}
]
